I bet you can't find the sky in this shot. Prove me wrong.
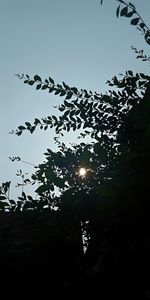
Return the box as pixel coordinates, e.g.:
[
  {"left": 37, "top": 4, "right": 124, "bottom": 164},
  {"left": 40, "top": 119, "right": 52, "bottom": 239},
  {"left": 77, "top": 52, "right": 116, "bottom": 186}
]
[{"left": 0, "top": 0, "right": 150, "bottom": 199}]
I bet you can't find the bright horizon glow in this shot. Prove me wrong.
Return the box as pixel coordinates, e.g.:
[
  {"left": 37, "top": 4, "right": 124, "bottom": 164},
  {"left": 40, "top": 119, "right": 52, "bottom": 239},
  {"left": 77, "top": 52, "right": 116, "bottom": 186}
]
[{"left": 79, "top": 167, "right": 87, "bottom": 177}]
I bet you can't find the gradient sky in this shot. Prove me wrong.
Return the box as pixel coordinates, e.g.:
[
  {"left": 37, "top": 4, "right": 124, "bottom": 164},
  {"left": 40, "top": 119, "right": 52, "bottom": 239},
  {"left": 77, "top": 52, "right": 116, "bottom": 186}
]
[{"left": 0, "top": 0, "right": 149, "bottom": 199}]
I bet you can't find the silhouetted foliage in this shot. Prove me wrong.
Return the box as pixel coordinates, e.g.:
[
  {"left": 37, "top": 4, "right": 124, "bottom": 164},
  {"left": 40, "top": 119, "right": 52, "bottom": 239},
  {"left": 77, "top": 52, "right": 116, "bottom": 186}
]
[{"left": 0, "top": 2, "right": 150, "bottom": 297}]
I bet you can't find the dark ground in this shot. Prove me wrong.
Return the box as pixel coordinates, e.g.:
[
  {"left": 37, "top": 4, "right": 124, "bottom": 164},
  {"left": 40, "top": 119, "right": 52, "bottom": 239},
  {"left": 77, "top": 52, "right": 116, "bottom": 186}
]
[{"left": 0, "top": 209, "right": 150, "bottom": 299}]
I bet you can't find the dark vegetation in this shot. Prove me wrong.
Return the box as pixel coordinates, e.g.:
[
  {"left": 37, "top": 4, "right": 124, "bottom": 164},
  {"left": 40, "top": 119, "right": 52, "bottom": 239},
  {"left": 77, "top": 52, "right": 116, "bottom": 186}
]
[{"left": 0, "top": 1, "right": 150, "bottom": 298}]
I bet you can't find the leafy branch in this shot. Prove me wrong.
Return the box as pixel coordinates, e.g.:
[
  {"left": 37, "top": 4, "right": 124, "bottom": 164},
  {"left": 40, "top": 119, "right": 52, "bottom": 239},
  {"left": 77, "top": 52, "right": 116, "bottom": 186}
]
[
  {"left": 131, "top": 46, "right": 150, "bottom": 63},
  {"left": 101, "top": 0, "right": 150, "bottom": 44},
  {"left": 13, "top": 70, "right": 150, "bottom": 144}
]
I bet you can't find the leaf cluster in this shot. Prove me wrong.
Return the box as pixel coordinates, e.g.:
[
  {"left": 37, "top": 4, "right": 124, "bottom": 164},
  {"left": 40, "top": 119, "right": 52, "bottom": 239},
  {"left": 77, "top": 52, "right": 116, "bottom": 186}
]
[{"left": 101, "top": 0, "right": 150, "bottom": 44}]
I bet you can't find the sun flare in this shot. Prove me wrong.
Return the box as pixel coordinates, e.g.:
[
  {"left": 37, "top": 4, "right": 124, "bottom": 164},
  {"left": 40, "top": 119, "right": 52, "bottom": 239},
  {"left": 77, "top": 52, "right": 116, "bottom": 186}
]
[{"left": 79, "top": 167, "right": 87, "bottom": 177}]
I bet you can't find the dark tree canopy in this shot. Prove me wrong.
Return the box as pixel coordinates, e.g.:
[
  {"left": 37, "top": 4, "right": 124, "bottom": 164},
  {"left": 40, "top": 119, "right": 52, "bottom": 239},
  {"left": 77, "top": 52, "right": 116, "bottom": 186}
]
[{"left": 0, "top": 1, "right": 150, "bottom": 298}]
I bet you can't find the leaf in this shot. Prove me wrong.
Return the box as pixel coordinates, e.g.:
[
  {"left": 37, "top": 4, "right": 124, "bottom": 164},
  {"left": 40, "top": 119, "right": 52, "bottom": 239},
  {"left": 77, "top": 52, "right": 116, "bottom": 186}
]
[
  {"left": 72, "top": 123, "right": 76, "bottom": 131},
  {"left": 75, "top": 109, "right": 80, "bottom": 115},
  {"left": 17, "top": 131, "right": 22, "bottom": 136},
  {"left": 66, "top": 92, "right": 73, "bottom": 100},
  {"left": 77, "top": 123, "right": 81, "bottom": 129},
  {"left": 145, "top": 31, "right": 150, "bottom": 44},
  {"left": 34, "top": 118, "right": 41, "bottom": 125},
  {"left": 76, "top": 116, "right": 81, "bottom": 123},
  {"left": 116, "top": 5, "right": 120, "bottom": 18},
  {"left": 36, "top": 84, "right": 41, "bottom": 90},
  {"left": 130, "top": 18, "right": 139, "bottom": 25},
  {"left": 28, "top": 80, "right": 35, "bottom": 85},
  {"left": 57, "top": 84, "right": 63, "bottom": 89},
  {"left": 34, "top": 75, "right": 42, "bottom": 81},
  {"left": 62, "top": 82, "right": 70, "bottom": 90},
  {"left": 120, "top": 6, "right": 128, "bottom": 17},
  {"left": 18, "top": 126, "right": 26, "bottom": 130},
  {"left": 30, "top": 126, "right": 36, "bottom": 134},
  {"left": 139, "top": 22, "right": 145, "bottom": 29},
  {"left": 52, "top": 115, "right": 58, "bottom": 123},
  {"left": 128, "top": 70, "right": 133, "bottom": 76},
  {"left": 59, "top": 105, "right": 65, "bottom": 111},
  {"left": 9, "top": 200, "right": 16, "bottom": 205},
  {"left": 64, "top": 100, "right": 72, "bottom": 107},
  {"left": 35, "top": 185, "right": 48, "bottom": 194},
  {"left": 47, "top": 148, "right": 53, "bottom": 154},
  {"left": 63, "top": 110, "right": 70, "bottom": 119},
  {"left": 25, "top": 122, "right": 31, "bottom": 127},
  {"left": 70, "top": 110, "right": 76, "bottom": 118},
  {"left": 71, "top": 87, "right": 78, "bottom": 95},
  {"left": 49, "top": 77, "right": 55, "bottom": 84},
  {"left": 140, "top": 73, "right": 148, "bottom": 79},
  {"left": 60, "top": 91, "right": 66, "bottom": 96},
  {"left": 129, "top": 2, "right": 135, "bottom": 9},
  {"left": 0, "top": 196, "right": 7, "bottom": 200},
  {"left": 22, "top": 191, "right": 26, "bottom": 199},
  {"left": 41, "top": 84, "right": 48, "bottom": 90},
  {"left": 49, "top": 87, "right": 54, "bottom": 93},
  {"left": 18, "top": 197, "right": 25, "bottom": 201},
  {"left": 27, "top": 195, "right": 33, "bottom": 201},
  {"left": 54, "top": 89, "right": 61, "bottom": 95},
  {"left": 31, "top": 174, "right": 37, "bottom": 180},
  {"left": 126, "top": 11, "right": 134, "bottom": 17},
  {"left": 146, "top": 39, "right": 150, "bottom": 45}
]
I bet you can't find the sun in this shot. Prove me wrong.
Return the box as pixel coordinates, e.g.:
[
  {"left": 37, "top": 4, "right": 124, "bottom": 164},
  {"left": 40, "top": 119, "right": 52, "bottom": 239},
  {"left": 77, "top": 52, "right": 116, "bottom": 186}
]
[{"left": 79, "top": 167, "right": 87, "bottom": 177}]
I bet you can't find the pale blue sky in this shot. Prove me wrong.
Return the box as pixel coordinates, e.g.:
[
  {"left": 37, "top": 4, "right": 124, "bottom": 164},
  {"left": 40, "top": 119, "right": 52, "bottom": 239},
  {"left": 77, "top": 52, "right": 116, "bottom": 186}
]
[{"left": 0, "top": 0, "right": 149, "bottom": 198}]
